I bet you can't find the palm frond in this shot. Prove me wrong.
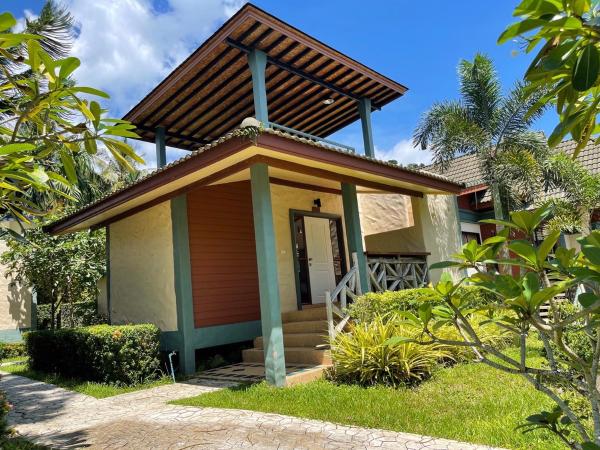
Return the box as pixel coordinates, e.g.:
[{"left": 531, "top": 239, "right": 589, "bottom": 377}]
[
  {"left": 494, "top": 81, "right": 547, "bottom": 147},
  {"left": 413, "top": 101, "right": 485, "bottom": 170},
  {"left": 458, "top": 53, "right": 501, "bottom": 132},
  {"left": 24, "top": 1, "right": 73, "bottom": 59}
]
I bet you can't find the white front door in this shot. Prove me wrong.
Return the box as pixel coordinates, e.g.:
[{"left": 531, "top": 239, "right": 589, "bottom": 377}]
[{"left": 304, "top": 216, "right": 337, "bottom": 304}]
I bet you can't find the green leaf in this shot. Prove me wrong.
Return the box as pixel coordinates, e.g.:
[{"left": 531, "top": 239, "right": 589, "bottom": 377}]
[
  {"left": 508, "top": 240, "right": 537, "bottom": 265},
  {"left": 537, "top": 230, "right": 560, "bottom": 266},
  {"left": 68, "top": 86, "right": 110, "bottom": 99},
  {"left": 582, "top": 442, "right": 600, "bottom": 450},
  {"left": 0, "top": 13, "right": 16, "bottom": 32},
  {"left": 59, "top": 150, "right": 77, "bottom": 184},
  {"left": 582, "top": 244, "right": 600, "bottom": 266},
  {"left": 0, "top": 143, "right": 36, "bottom": 155},
  {"left": 58, "top": 57, "right": 80, "bottom": 80},
  {"left": 429, "top": 261, "right": 463, "bottom": 270},
  {"left": 578, "top": 292, "right": 599, "bottom": 308},
  {"left": 572, "top": 44, "right": 599, "bottom": 92},
  {"left": 27, "top": 40, "right": 41, "bottom": 72},
  {"left": 498, "top": 19, "right": 546, "bottom": 44},
  {"left": 418, "top": 303, "right": 432, "bottom": 327}
]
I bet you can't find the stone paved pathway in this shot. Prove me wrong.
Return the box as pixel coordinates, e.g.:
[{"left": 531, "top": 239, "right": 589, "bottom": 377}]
[{"left": 1, "top": 372, "right": 502, "bottom": 449}]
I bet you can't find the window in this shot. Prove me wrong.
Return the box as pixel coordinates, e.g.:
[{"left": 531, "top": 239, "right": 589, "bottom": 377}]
[{"left": 461, "top": 231, "right": 481, "bottom": 245}]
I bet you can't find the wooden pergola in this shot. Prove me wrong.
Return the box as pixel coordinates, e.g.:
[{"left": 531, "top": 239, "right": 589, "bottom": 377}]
[{"left": 123, "top": 3, "right": 408, "bottom": 163}]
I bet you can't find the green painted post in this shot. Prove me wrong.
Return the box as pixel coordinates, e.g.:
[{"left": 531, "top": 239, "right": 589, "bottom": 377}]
[
  {"left": 106, "top": 226, "right": 111, "bottom": 324},
  {"left": 247, "top": 49, "right": 269, "bottom": 123},
  {"left": 171, "top": 195, "right": 196, "bottom": 375},
  {"left": 358, "top": 98, "right": 375, "bottom": 158},
  {"left": 250, "top": 163, "right": 286, "bottom": 386},
  {"left": 341, "top": 183, "right": 370, "bottom": 292},
  {"left": 155, "top": 126, "right": 167, "bottom": 168}
]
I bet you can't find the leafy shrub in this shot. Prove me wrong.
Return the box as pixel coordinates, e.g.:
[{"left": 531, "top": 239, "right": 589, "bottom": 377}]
[
  {"left": 541, "top": 301, "right": 594, "bottom": 363},
  {"left": 348, "top": 286, "right": 498, "bottom": 323},
  {"left": 36, "top": 300, "right": 106, "bottom": 330},
  {"left": 25, "top": 324, "right": 161, "bottom": 385},
  {"left": 329, "top": 316, "right": 451, "bottom": 387},
  {"left": 0, "top": 343, "right": 25, "bottom": 360}
]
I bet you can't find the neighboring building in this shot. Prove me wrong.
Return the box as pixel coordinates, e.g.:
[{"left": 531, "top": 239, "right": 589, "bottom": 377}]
[
  {"left": 426, "top": 140, "right": 600, "bottom": 246},
  {"left": 44, "top": 4, "right": 463, "bottom": 384},
  {"left": 0, "top": 221, "right": 33, "bottom": 342}
]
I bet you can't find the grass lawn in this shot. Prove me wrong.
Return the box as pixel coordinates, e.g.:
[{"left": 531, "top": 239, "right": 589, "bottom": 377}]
[
  {"left": 1, "top": 361, "right": 171, "bottom": 399},
  {"left": 172, "top": 349, "right": 562, "bottom": 450}
]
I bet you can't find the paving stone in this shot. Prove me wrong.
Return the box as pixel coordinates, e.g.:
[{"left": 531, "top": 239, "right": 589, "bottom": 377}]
[{"left": 1, "top": 372, "right": 503, "bottom": 449}]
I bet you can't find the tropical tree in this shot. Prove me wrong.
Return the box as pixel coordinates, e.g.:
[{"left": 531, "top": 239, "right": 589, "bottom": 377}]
[
  {"left": 543, "top": 152, "right": 600, "bottom": 234},
  {"left": 413, "top": 54, "right": 549, "bottom": 222},
  {"left": 499, "top": 0, "right": 600, "bottom": 156},
  {"left": 0, "top": 10, "right": 143, "bottom": 227},
  {"left": 1, "top": 224, "right": 105, "bottom": 330},
  {"left": 400, "top": 207, "right": 600, "bottom": 449}
]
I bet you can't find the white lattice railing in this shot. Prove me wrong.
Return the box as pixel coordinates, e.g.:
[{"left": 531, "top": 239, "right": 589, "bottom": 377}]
[
  {"left": 325, "top": 253, "right": 362, "bottom": 341},
  {"left": 367, "top": 257, "right": 429, "bottom": 292}
]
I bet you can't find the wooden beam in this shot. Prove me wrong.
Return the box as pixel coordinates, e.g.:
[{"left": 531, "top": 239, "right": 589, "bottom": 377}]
[
  {"left": 268, "top": 177, "right": 341, "bottom": 195},
  {"left": 252, "top": 154, "right": 424, "bottom": 197}
]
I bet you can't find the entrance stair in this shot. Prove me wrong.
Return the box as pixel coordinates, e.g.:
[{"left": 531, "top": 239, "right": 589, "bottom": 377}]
[{"left": 241, "top": 306, "right": 332, "bottom": 375}]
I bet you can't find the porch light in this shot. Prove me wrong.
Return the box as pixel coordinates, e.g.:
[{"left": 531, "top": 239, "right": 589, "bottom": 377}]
[
  {"left": 313, "top": 198, "right": 322, "bottom": 208},
  {"left": 322, "top": 98, "right": 335, "bottom": 105}
]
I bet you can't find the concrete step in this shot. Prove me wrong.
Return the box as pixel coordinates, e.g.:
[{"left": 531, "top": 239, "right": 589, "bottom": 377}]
[
  {"left": 282, "top": 307, "right": 327, "bottom": 323},
  {"left": 242, "top": 347, "right": 332, "bottom": 365},
  {"left": 254, "top": 333, "right": 325, "bottom": 349},
  {"left": 282, "top": 320, "right": 328, "bottom": 334}
]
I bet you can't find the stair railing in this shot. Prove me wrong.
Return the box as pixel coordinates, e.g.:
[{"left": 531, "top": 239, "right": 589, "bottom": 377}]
[
  {"left": 367, "top": 256, "right": 429, "bottom": 292},
  {"left": 325, "top": 252, "right": 362, "bottom": 342}
]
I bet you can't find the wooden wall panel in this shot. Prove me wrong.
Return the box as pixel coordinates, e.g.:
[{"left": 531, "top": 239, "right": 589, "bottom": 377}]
[{"left": 187, "top": 181, "right": 261, "bottom": 328}]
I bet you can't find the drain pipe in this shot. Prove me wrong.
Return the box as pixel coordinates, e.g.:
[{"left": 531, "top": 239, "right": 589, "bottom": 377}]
[{"left": 168, "top": 351, "right": 177, "bottom": 383}]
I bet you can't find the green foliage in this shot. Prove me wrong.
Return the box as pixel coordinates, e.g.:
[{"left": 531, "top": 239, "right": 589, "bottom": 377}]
[
  {"left": 36, "top": 300, "right": 105, "bottom": 329},
  {"left": 347, "top": 286, "right": 498, "bottom": 323},
  {"left": 500, "top": 0, "right": 600, "bottom": 155},
  {"left": 329, "top": 317, "right": 451, "bottom": 387},
  {"left": 1, "top": 225, "right": 105, "bottom": 329},
  {"left": 413, "top": 53, "right": 549, "bottom": 220},
  {"left": 420, "top": 205, "right": 600, "bottom": 447},
  {"left": 0, "top": 342, "right": 25, "bottom": 359},
  {"left": 25, "top": 324, "right": 162, "bottom": 385},
  {"left": 0, "top": 11, "right": 142, "bottom": 223}
]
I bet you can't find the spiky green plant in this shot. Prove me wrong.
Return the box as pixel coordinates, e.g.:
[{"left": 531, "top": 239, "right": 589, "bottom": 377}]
[{"left": 329, "top": 316, "right": 451, "bottom": 387}]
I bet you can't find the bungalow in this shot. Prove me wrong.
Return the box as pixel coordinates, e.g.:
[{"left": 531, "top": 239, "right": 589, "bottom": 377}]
[
  {"left": 44, "top": 4, "right": 463, "bottom": 385},
  {"left": 427, "top": 140, "right": 600, "bottom": 249}
]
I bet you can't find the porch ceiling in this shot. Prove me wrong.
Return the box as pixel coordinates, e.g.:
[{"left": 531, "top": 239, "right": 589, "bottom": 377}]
[
  {"left": 122, "top": 3, "right": 407, "bottom": 151},
  {"left": 44, "top": 130, "right": 463, "bottom": 234}
]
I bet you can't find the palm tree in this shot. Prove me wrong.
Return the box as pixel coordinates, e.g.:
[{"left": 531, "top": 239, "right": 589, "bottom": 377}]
[{"left": 414, "top": 54, "right": 548, "bottom": 222}]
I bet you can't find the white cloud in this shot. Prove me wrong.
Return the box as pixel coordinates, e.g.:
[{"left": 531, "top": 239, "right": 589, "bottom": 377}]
[
  {"left": 375, "top": 139, "right": 432, "bottom": 166},
  {"left": 65, "top": 0, "right": 243, "bottom": 116}
]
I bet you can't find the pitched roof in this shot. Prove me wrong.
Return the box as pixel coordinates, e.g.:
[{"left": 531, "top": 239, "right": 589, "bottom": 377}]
[
  {"left": 123, "top": 3, "right": 408, "bottom": 151},
  {"left": 45, "top": 127, "right": 463, "bottom": 234},
  {"left": 425, "top": 140, "right": 600, "bottom": 190}
]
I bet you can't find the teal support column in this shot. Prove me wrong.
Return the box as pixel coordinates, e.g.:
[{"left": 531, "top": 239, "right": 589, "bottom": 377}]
[
  {"left": 106, "top": 226, "right": 111, "bottom": 324},
  {"left": 155, "top": 126, "right": 167, "bottom": 168},
  {"left": 171, "top": 195, "right": 196, "bottom": 375},
  {"left": 341, "top": 183, "right": 370, "bottom": 292},
  {"left": 247, "top": 49, "right": 269, "bottom": 123},
  {"left": 250, "top": 163, "right": 286, "bottom": 386},
  {"left": 358, "top": 97, "right": 375, "bottom": 158}
]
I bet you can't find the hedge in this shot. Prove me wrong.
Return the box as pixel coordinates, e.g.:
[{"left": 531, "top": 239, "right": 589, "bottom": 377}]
[
  {"left": 348, "top": 286, "right": 499, "bottom": 323},
  {"left": 0, "top": 342, "right": 25, "bottom": 359},
  {"left": 25, "top": 324, "right": 161, "bottom": 385}
]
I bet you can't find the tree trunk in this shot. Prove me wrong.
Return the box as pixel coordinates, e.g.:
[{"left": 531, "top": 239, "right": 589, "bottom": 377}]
[
  {"left": 580, "top": 206, "right": 591, "bottom": 237},
  {"left": 491, "top": 183, "right": 510, "bottom": 273}
]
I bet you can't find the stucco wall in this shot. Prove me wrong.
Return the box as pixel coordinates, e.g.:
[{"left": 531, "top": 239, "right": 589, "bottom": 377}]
[
  {"left": 358, "top": 193, "right": 413, "bottom": 236},
  {"left": 270, "top": 185, "right": 346, "bottom": 313},
  {"left": 0, "top": 224, "right": 32, "bottom": 331},
  {"left": 416, "top": 195, "right": 462, "bottom": 283},
  {"left": 109, "top": 201, "right": 178, "bottom": 331}
]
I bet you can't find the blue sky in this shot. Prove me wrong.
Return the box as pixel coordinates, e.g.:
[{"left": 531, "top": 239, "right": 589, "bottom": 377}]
[{"left": 4, "top": 0, "right": 554, "bottom": 166}]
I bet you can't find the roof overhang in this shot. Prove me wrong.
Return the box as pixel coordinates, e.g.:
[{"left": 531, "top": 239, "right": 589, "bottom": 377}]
[
  {"left": 45, "top": 131, "right": 463, "bottom": 235},
  {"left": 123, "top": 3, "right": 407, "bottom": 151}
]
